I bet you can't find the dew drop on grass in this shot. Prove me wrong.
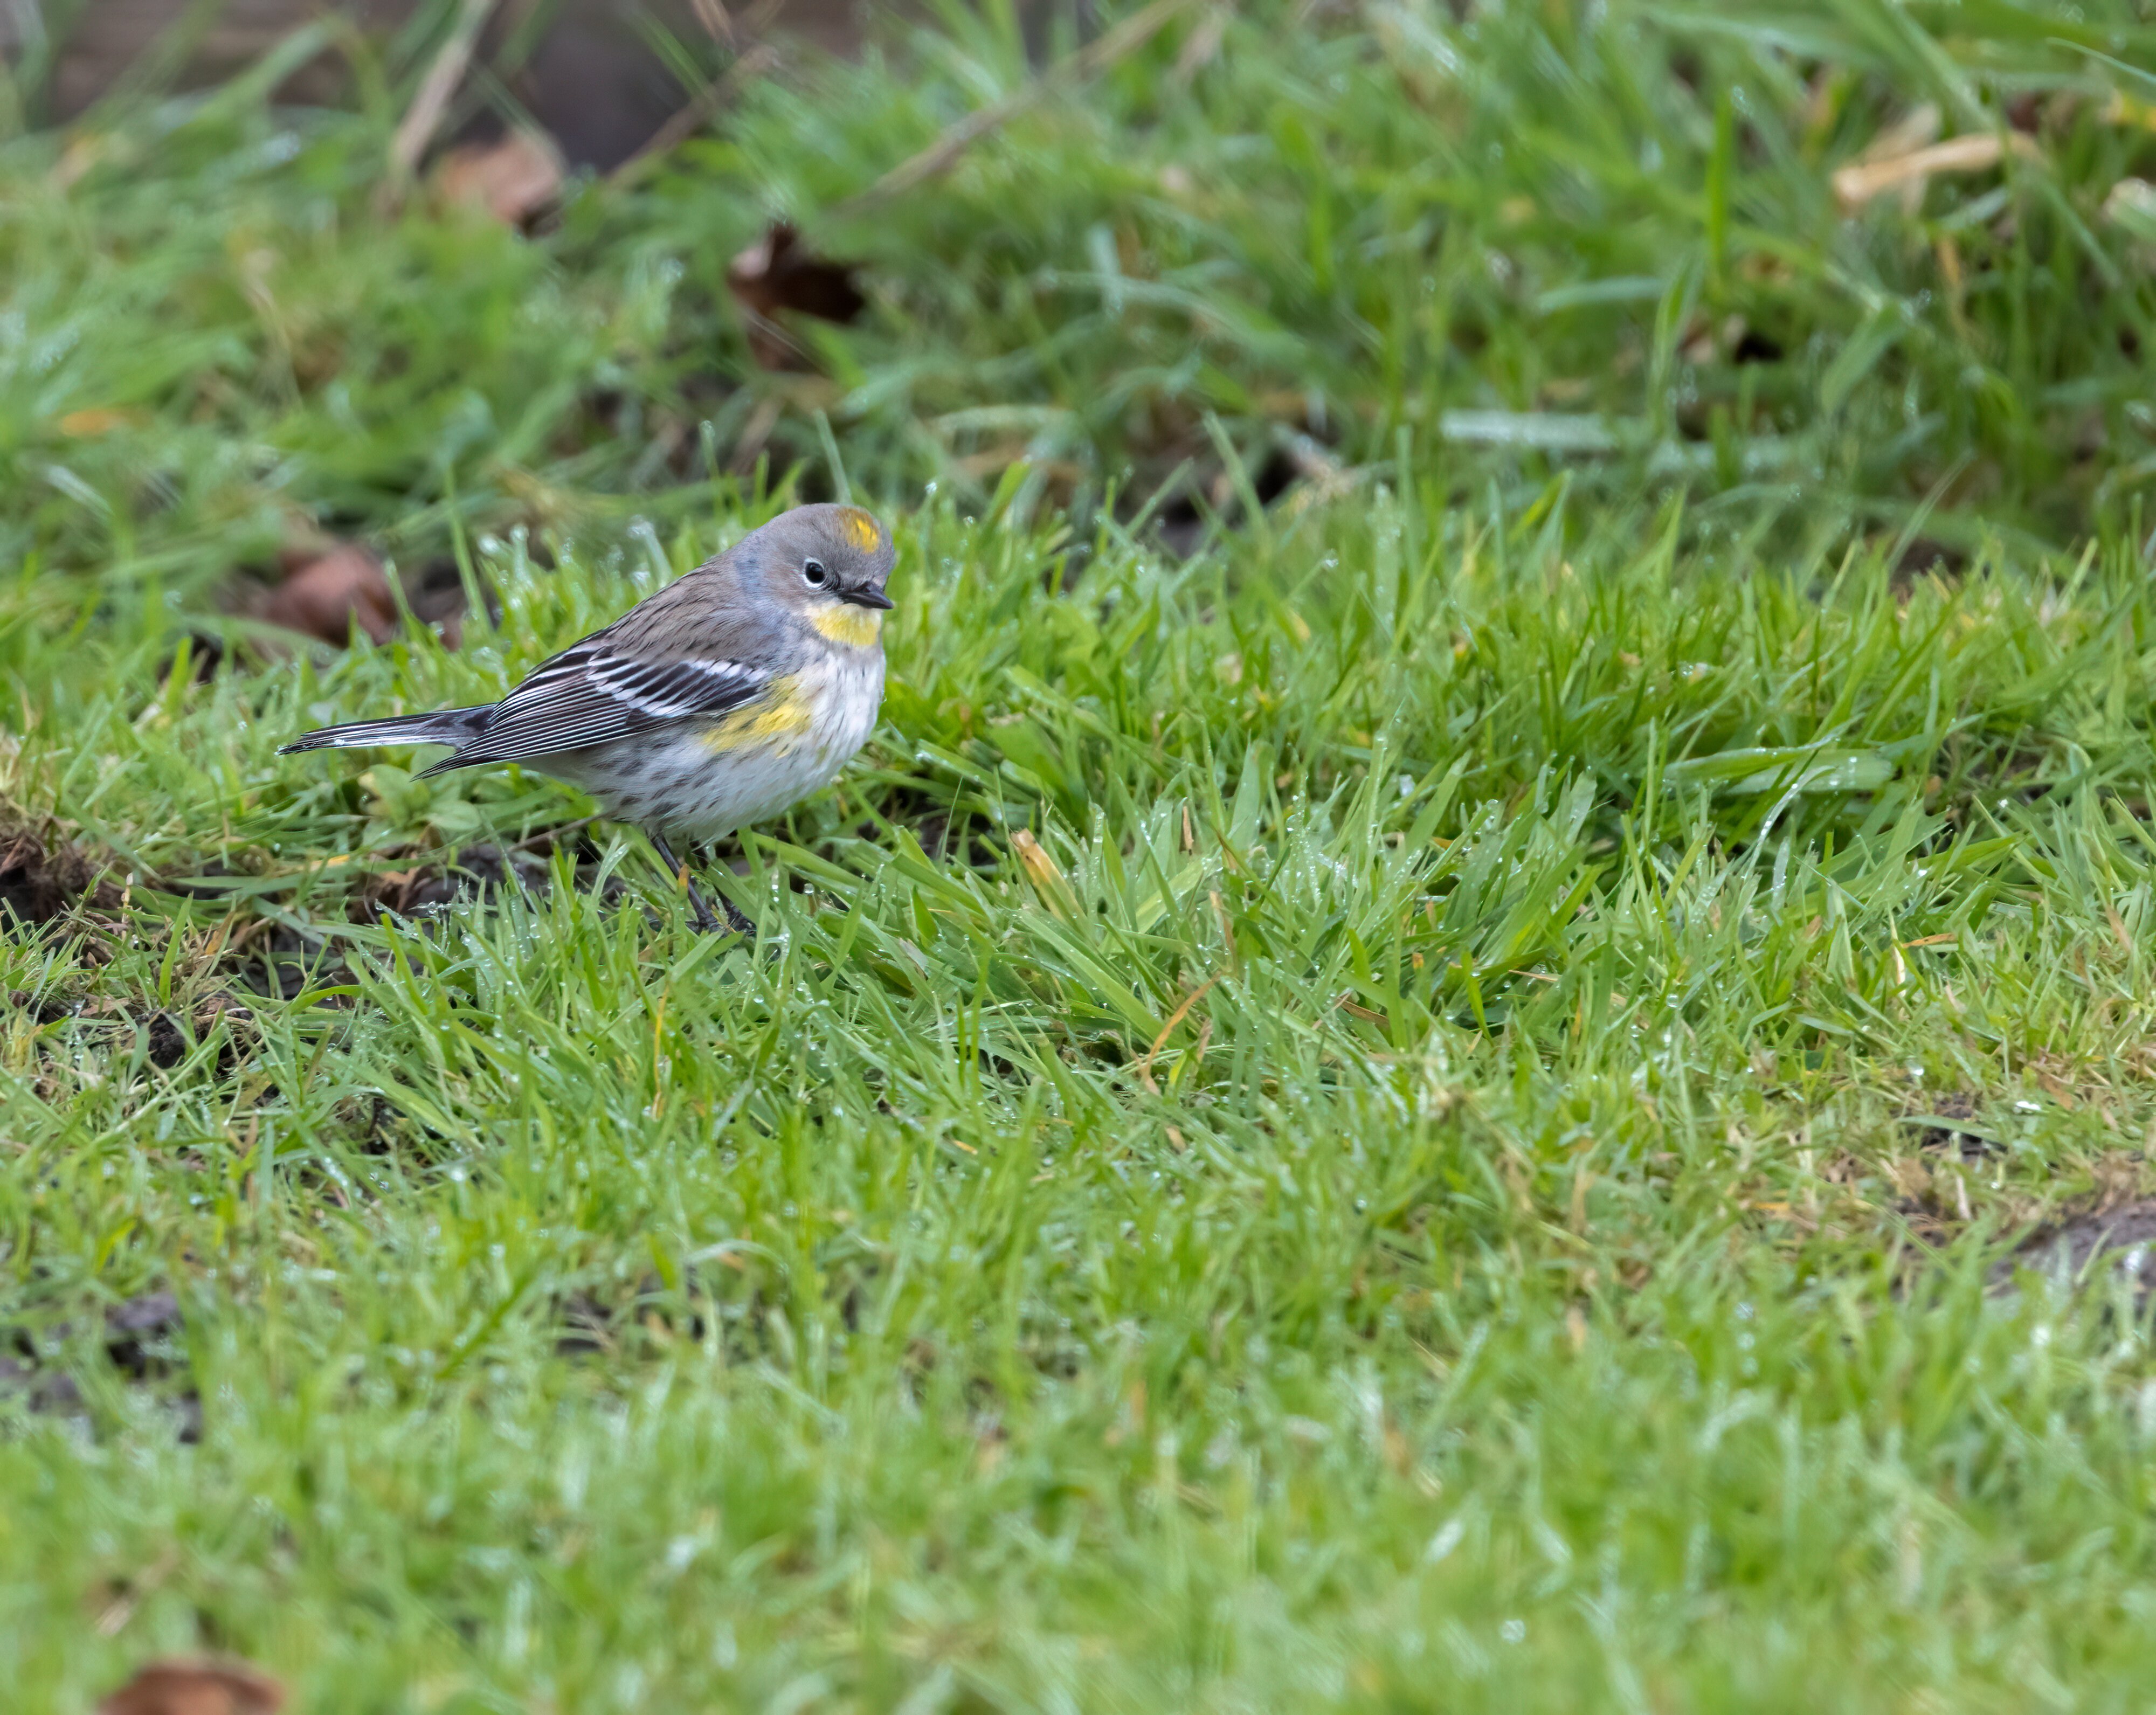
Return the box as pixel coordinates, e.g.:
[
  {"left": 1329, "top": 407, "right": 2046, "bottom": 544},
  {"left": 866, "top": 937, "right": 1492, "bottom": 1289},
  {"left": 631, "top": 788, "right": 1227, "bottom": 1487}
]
[{"left": 1425, "top": 1519, "right": 1465, "bottom": 1564}]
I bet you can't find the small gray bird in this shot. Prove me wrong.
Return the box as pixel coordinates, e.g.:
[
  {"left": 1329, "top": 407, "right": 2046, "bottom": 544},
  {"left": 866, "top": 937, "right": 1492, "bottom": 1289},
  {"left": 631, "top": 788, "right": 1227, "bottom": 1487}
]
[{"left": 281, "top": 503, "right": 895, "bottom": 932}]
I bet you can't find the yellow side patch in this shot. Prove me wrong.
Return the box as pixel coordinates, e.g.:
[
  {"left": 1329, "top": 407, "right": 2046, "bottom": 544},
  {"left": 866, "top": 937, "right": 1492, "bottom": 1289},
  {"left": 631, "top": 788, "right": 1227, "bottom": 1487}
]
[
  {"left": 836, "top": 507, "right": 884, "bottom": 552},
  {"left": 810, "top": 604, "right": 885, "bottom": 648},
  {"left": 700, "top": 676, "right": 814, "bottom": 753}
]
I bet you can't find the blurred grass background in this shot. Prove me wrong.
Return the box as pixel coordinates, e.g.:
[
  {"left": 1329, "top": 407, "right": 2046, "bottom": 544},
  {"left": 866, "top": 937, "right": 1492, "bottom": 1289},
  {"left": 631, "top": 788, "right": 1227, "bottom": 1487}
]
[
  {"left": 9, "top": 0, "right": 2156, "bottom": 606},
  {"left": 10, "top": 2, "right": 2156, "bottom": 1710}
]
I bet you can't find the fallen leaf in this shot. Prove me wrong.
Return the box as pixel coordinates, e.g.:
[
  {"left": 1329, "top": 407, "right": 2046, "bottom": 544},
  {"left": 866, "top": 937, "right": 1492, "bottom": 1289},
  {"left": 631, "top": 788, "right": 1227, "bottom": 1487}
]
[
  {"left": 725, "top": 223, "right": 865, "bottom": 370},
  {"left": 1833, "top": 131, "right": 2038, "bottom": 212},
  {"left": 99, "top": 1658, "right": 285, "bottom": 1715},
  {"left": 437, "top": 129, "right": 564, "bottom": 229},
  {"left": 263, "top": 545, "right": 399, "bottom": 647}
]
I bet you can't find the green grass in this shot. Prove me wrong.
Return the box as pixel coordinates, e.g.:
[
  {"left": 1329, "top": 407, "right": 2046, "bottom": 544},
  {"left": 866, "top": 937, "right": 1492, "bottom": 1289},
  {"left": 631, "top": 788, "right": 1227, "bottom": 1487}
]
[{"left": 10, "top": 1, "right": 2156, "bottom": 1709}]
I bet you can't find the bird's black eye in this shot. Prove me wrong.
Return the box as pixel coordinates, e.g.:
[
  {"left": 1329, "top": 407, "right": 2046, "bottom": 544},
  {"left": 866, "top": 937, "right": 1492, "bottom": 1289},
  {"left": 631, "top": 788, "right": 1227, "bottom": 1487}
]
[{"left": 802, "top": 559, "right": 830, "bottom": 589}]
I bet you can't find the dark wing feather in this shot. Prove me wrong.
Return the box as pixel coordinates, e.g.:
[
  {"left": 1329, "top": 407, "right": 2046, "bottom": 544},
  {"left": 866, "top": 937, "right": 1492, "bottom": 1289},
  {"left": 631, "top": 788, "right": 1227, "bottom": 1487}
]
[{"left": 419, "top": 640, "right": 768, "bottom": 773}]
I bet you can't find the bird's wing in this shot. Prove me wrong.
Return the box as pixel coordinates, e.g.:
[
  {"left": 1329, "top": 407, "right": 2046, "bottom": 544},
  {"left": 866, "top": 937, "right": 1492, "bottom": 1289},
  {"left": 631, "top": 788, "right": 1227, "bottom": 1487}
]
[{"left": 421, "top": 638, "right": 770, "bottom": 772}]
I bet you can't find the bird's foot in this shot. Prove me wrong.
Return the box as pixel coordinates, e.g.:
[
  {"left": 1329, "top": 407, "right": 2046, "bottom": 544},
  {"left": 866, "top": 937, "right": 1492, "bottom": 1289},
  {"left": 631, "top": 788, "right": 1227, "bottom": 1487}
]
[{"left": 649, "top": 831, "right": 734, "bottom": 935}]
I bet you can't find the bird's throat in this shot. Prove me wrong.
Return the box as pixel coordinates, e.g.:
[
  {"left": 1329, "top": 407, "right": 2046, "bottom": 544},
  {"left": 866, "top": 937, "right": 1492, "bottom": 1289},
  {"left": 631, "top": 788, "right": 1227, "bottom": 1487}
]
[{"left": 810, "top": 604, "right": 884, "bottom": 648}]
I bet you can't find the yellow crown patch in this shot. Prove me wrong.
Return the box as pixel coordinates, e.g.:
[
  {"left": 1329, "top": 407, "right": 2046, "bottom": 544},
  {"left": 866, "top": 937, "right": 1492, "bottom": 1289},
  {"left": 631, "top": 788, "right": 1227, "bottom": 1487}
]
[{"left": 836, "top": 507, "right": 884, "bottom": 552}]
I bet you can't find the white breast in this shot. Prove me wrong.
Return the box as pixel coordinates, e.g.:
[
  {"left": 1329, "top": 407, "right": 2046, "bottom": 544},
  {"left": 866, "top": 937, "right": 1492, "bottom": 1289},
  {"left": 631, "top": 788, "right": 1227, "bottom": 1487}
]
[
  {"left": 806, "top": 647, "right": 886, "bottom": 775},
  {"left": 587, "top": 645, "right": 885, "bottom": 844}
]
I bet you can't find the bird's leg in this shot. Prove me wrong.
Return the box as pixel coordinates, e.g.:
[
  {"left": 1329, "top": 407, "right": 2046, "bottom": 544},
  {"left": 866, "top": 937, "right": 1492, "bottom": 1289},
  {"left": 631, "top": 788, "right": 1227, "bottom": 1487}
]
[
  {"left": 720, "top": 889, "right": 755, "bottom": 936},
  {"left": 646, "top": 831, "right": 724, "bottom": 933},
  {"left": 690, "top": 841, "right": 757, "bottom": 935}
]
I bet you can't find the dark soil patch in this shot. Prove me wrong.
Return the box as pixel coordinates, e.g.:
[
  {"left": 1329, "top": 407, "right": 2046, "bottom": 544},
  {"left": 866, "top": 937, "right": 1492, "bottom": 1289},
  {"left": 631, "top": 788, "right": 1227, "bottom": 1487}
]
[
  {"left": 1995, "top": 1200, "right": 2156, "bottom": 1299},
  {"left": 1890, "top": 535, "right": 1970, "bottom": 590},
  {"left": 144, "top": 1011, "right": 189, "bottom": 1068},
  {"left": 337, "top": 1092, "right": 402, "bottom": 1157},
  {"left": 1732, "top": 326, "right": 1785, "bottom": 364},
  {"left": 363, "top": 840, "right": 558, "bottom": 917},
  {"left": 554, "top": 1290, "right": 620, "bottom": 1358},
  {"left": 8, "top": 986, "right": 82, "bottom": 1024},
  {"left": 231, "top": 921, "right": 349, "bottom": 1005},
  {"left": 549, "top": 1267, "right": 785, "bottom": 1364},
  {"left": 38, "top": 995, "right": 258, "bottom": 1071},
  {"left": 156, "top": 630, "right": 227, "bottom": 684},
  {"left": 132, "top": 997, "right": 253, "bottom": 1072},
  {"left": 0, "top": 812, "right": 119, "bottom": 930},
  {"left": 358, "top": 830, "right": 630, "bottom": 921},
  {"left": 2, "top": 1290, "right": 199, "bottom": 1442},
  {"left": 1152, "top": 444, "right": 1304, "bottom": 558},
  {"left": 171, "top": 827, "right": 621, "bottom": 1000},
  {"left": 854, "top": 784, "right": 1004, "bottom": 870},
  {"left": 1905, "top": 1092, "right": 2004, "bottom": 1163}
]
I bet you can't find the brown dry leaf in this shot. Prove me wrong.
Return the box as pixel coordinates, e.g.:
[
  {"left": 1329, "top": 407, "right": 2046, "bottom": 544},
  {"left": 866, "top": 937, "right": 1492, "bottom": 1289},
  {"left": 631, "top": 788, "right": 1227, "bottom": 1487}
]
[
  {"left": 264, "top": 545, "right": 400, "bottom": 648},
  {"left": 724, "top": 223, "right": 865, "bottom": 370},
  {"left": 99, "top": 1658, "right": 286, "bottom": 1715},
  {"left": 1833, "top": 130, "right": 2038, "bottom": 213},
  {"left": 437, "top": 129, "right": 564, "bottom": 229}
]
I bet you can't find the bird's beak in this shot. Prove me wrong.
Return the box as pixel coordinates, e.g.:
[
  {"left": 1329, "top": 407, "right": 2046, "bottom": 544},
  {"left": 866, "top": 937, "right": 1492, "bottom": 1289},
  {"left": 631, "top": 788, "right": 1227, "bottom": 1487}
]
[{"left": 840, "top": 586, "right": 894, "bottom": 609}]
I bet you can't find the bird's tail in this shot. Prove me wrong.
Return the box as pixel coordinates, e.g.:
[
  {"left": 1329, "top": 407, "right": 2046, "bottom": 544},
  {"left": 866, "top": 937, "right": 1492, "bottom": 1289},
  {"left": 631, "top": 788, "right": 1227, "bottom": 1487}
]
[{"left": 278, "top": 704, "right": 492, "bottom": 757}]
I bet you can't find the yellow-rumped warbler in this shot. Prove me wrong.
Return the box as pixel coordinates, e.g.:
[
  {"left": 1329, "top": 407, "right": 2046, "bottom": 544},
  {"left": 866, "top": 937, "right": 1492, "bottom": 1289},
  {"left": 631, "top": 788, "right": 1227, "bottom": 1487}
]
[{"left": 281, "top": 503, "right": 895, "bottom": 932}]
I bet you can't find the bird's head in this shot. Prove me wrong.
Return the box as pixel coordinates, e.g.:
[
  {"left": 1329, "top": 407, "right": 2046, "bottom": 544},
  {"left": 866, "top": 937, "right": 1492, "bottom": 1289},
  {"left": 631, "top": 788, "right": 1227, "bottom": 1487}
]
[{"left": 745, "top": 502, "right": 896, "bottom": 647}]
